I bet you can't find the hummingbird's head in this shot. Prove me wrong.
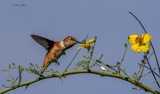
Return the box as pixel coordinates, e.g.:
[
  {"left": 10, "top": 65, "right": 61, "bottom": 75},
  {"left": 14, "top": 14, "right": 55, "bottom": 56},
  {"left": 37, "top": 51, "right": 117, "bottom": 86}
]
[{"left": 63, "top": 36, "right": 82, "bottom": 49}]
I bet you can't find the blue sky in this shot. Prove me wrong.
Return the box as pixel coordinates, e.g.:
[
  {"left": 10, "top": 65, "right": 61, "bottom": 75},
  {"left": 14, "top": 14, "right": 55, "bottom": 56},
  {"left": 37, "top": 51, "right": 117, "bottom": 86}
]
[{"left": 0, "top": 0, "right": 160, "bottom": 94}]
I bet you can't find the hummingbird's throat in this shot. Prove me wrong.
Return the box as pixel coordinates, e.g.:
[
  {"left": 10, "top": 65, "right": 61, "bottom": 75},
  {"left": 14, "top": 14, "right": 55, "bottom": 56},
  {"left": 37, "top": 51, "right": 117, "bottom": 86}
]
[{"left": 60, "top": 41, "right": 67, "bottom": 49}]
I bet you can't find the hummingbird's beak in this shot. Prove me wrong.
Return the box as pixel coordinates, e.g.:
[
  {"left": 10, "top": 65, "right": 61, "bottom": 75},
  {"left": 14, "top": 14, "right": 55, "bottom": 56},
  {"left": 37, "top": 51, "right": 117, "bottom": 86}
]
[{"left": 77, "top": 41, "right": 83, "bottom": 44}]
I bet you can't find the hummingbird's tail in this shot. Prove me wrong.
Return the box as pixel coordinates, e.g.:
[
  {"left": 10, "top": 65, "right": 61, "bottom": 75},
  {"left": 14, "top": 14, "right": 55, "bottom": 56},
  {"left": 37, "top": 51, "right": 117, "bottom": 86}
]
[
  {"left": 42, "top": 56, "right": 60, "bottom": 68},
  {"left": 42, "top": 57, "right": 48, "bottom": 68}
]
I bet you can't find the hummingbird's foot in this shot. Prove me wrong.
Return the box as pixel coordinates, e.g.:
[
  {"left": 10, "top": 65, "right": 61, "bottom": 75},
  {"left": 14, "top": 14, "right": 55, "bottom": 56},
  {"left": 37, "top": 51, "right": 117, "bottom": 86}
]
[
  {"left": 62, "top": 51, "right": 66, "bottom": 55},
  {"left": 55, "top": 59, "right": 60, "bottom": 66}
]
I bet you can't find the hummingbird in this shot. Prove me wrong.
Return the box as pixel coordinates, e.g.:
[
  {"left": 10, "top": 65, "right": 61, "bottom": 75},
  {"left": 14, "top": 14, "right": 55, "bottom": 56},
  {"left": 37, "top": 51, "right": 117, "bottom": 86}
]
[{"left": 31, "top": 34, "right": 82, "bottom": 68}]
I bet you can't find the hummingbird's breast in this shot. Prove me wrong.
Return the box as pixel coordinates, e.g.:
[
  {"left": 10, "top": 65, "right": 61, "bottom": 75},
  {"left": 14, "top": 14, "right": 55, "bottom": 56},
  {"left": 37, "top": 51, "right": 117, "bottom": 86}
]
[{"left": 49, "top": 41, "right": 66, "bottom": 59}]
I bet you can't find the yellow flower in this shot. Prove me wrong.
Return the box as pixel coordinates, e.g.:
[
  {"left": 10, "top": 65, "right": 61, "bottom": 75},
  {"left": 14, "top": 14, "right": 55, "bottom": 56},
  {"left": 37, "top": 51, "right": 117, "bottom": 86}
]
[
  {"left": 128, "top": 33, "right": 152, "bottom": 53},
  {"left": 78, "top": 38, "right": 95, "bottom": 51}
]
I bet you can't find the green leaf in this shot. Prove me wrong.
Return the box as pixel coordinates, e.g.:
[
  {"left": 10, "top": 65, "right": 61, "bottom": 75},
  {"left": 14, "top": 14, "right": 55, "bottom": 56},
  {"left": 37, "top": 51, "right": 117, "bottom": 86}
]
[
  {"left": 83, "top": 56, "right": 88, "bottom": 60},
  {"left": 25, "top": 68, "right": 29, "bottom": 71},
  {"left": 7, "top": 79, "right": 11, "bottom": 82},
  {"left": 12, "top": 63, "right": 17, "bottom": 68},
  {"left": 2, "top": 69, "right": 8, "bottom": 72},
  {"left": 123, "top": 69, "right": 126, "bottom": 73},
  {"left": 139, "top": 64, "right": 142, "bottom": 69},
  {"left": 96, "top": 60, "right": 103, "bottom": 63},
  {"left": 7, "top": 77, "right": 14, "bottom": 82},
  {"left": 25, "top": 68, "right": 33, "bottom": 74},
  {"left": 83, "top": 56, "right": 87, "bottom": 59},
  {"left": 76, "top": 61, "right": 83, "bottom": 66},
  {"left": 45, "top": 68, "right": 50, "bottom": 72},
  {"left": 134, "top": 72, "right": 137, "bottom": 76},
  {"left": 35, "top": 70, "right": 39, "bottom": 74},
  {"left": 11, "top": 77, "right": 14, "bottom": 81},
  {"left": 108, "top": 70, "right": 112, "bottom": 73},
  {"left": 35, "top": 64, "right": 39, "bottom": 69},
  {"left": 50, "top": 69, "right": 54, "bottom": 73},
  {"left": 132, "top": 75, "right": 136, "bottom": 80},
  {"left": 85, "top": 61, "right": 90, "bottom": 66},
  {"left": 56, "top": 70, "right": 59, "bottom": 73},
  {"left": 27, "top": 71, "right": 33, "bottom": 74},
  {"left": 30, "top": 63, "right": 34, "bottom": 67},
  {"left": 20, "top": 66, "right": 24, "bottom": 72}
]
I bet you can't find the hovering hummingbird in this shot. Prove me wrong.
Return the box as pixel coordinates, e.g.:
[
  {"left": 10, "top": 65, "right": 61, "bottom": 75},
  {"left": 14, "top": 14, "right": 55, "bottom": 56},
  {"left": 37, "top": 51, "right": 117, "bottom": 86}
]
[{"left": 31, "top": 34, "right": 82, "bottom": 68}]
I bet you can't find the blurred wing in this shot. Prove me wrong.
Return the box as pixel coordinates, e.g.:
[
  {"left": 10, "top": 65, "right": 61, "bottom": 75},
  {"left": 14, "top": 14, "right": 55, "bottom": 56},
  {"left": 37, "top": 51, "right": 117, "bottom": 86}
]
[{"left": 31, "top": 34, "right": 55, "bottom": 50}]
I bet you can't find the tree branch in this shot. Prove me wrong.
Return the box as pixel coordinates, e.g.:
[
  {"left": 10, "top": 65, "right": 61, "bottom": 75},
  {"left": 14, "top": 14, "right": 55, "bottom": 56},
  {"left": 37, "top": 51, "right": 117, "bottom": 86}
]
[{"left": 0, "top": 69, "right": 159, "bottom": 94}]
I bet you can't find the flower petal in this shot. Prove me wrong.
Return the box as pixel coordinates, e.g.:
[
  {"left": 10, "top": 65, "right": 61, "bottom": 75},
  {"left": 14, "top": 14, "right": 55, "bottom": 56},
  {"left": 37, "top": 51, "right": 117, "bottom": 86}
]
[
  {"left": 86, "top": 38, "right": 95, "bottom": 44},
  {"left": 141, "top": 34, "right": 152, "bottom": 43},
  {"left": 78, "top": 43, "right": 91, "bottom": 51},
  {"left": 128, "top": 34, "right": 138, "bottom": 44},
  {"left": 139, "top": 43, "right": 149, "bottom": 52},
  {"left": 131, "top": 44, "right": 141, "bottom": 53}
]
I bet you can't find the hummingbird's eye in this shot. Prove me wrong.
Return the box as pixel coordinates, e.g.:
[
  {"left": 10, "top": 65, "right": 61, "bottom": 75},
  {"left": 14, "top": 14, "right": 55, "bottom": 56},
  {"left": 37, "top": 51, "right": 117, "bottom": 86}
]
[{"left": 70, "top": 37, "right": 74, "bottom": 40}]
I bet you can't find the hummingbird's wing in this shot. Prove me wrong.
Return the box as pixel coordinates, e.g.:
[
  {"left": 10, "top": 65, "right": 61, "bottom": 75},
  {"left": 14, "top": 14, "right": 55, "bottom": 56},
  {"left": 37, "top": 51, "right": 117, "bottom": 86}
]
[{"left": 31, "top": 34, "right": 55, "bottom": 51}]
